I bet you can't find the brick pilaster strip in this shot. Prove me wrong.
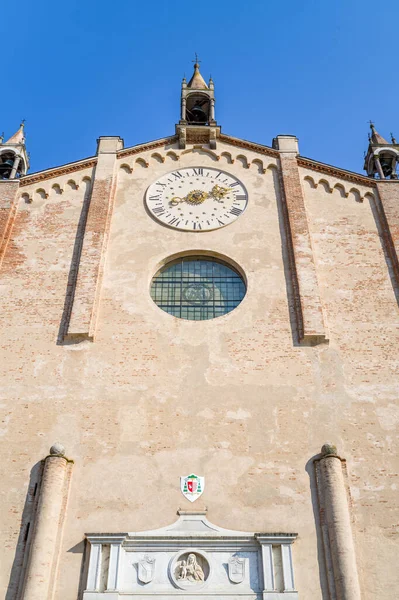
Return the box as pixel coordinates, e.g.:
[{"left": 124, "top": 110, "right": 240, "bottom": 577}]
[
  {"left": 373, "top": 181, "right": 399, "bottom": 288},
  {"left": 65, "top": 138, "right": 121, "bottom": 341},
  {"left": 0, "top": 180, "right": 20, "bottom": 270},
  {"left": 278, "top": 153, "right": 327, "bottom": 343}
]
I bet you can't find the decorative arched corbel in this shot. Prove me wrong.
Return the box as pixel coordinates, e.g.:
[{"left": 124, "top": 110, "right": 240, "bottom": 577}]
[
  {"left": 36, "top": 188, "right": 49, "bottom": 199},
  {"left": 151, "top": 152, "right": 165, "bottom": 163},
  {"left": 303, "top": 175, "right": 317, "bottom": 189},
  {"left": 135, "top": 158, "right": 149, "bottom": 168},
  {"left": 318, "top": 179, "right": 333, "bottom": 194},
  {"left": 236, "top": 154, "right": 250, "bottom": 169},
  {"left": 333, "top": 183, "right": 348, "bottom": 198},
  {"left": 220, "top": 151, "right": 234, "bottom": 164},
  {"left": 252, "top": 159, "right": 266, "bottom": 174},
  {"left": 120, "top": 163, "right": 133, "bottom": 174}
]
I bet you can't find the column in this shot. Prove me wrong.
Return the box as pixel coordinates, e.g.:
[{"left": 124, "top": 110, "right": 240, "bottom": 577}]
[
  {"left": 10, "top": 155, "right": 21, "bottom": 179},
  {"left": 181, "top": 97, "right": 186, "bottom": 121},
  {"left": 22, "top": 444, "right": 73, "bottom": 600},
  {"left": 374, "top": 155, "right": 385, "bottom": 179},
  {"left": 275, "top": 135, "right": 326, "bottom": 344},
  {"left": 66, "top": 136, "right": 123, "bottom": 341},
  {"left": 315, "top": 444, "right": 361, "bottom": 600},
  {"left": 210, "top": 98, "right": 215, "bottom": 122}
]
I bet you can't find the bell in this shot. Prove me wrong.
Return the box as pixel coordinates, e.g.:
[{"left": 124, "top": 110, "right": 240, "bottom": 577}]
[
  {"left": 380, "top": 157, "right": 393, "bottom": 177},
  {"left": 188, "top": 104, "right": 208, "bottom": 124},
  {"left": 0, "top": 158, "right": 14, "bottom": 178}
]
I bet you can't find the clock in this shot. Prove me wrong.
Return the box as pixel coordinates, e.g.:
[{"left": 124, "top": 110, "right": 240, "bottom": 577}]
[{"left": 145, "top": 167, "right": 248, "bottom": 231}]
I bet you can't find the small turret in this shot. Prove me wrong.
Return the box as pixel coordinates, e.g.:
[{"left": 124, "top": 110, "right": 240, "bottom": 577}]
[
  {"left": 364, "top": 122, "right": 399, "bottom": 179},
  {"left": 176, "top": 56, "right": 219, "bottom": 150},
  {"left": 0, "top": 122, "right": 29, "bottom": 180}
]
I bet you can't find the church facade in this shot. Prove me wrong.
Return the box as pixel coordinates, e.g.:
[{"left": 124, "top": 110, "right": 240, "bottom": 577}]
[{"left": 1, "top": 61, "right": 398, "bottom": 600}]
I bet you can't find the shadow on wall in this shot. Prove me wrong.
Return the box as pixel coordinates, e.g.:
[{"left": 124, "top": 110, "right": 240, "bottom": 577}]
[
  {"left": 6, "top": 461, "right": 43, "bottom": 600},
  {"left": 305, "top": 454, "right": 331, "bottom": 600},
  {"left": 368, "top": 195, "right": 399, "bottom": 308},
  {"left": 67, "top": 539, "right": 89, "bottom": 600},
  {"left": 273, "top": 166, "right": 303, "bottom": 346},
  {"left": 57, "top": 181, "right": 92, "bottom": 345}
]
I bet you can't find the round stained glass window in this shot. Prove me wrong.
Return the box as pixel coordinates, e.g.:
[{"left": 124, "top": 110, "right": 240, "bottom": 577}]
[{"left": 150, "top": 256, "right": 246, "bottom": 321}]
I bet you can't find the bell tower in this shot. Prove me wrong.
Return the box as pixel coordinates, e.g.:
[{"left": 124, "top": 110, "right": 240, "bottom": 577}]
[
  {"left": 176, "top": 57, "right": 220, "bottom": 150},
  {"left": 364, "top": 123, "right": 399, "bottom": 179},
  {"left": 0, "top": 122, "right": 29, "bottom": 180}
]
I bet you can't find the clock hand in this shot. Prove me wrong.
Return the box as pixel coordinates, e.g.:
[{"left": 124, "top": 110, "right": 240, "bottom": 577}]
[
  {"left": 169, "top": 197, "right": 185, "bottom": 206},
  {"left": 169, "top": 186, "right": 230, "bottom": 207}
]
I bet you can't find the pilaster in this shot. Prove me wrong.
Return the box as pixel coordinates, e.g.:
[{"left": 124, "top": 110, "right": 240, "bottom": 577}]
[
  {"left": 0, "top": 180, "right": 20, "bottom": 270},
  {"left": 65, "top": 136, "right": 123, "bottom": 341},
  {"left": 274, "top": 135, "right": 327, "bottom": 344},
  {"left": 373, "top": 181, "right": 399, "bottom": 288}
]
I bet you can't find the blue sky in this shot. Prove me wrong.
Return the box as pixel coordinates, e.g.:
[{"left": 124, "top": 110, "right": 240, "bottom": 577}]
[{"left": 3, "top": 0, "right": 398, "bottom": 174}]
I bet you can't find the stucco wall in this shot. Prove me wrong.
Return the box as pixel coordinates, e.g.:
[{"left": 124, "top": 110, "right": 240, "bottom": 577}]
[{"left": 0, "top": 141, "right": 398, "bottom": 600}]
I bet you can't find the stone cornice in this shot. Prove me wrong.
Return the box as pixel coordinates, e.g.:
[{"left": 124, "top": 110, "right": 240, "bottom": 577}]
[
  {"left": 16, "top": 134, "right": 378, "bottom": 190},
  {"left": 219, "top": 133, "right": 280, "bottom": 158},
  {"left": 20, "top": 157, "right": 97, "bottom": 187},
  {"left": 117, "top": 136, "right": 178, "bottom": 159},
  {"left": 297, "top": 156, "right": 376, "bottom": 188}
]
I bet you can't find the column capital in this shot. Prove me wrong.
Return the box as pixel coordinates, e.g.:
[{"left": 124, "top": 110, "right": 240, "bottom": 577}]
[{"left": 273, "top": 135, "right": 299, "bottom": 154}]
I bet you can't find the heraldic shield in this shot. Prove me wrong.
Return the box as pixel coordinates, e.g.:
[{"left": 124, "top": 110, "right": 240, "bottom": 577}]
[
  {"left": 180, "top": 474, "right": 205, "bottom": 502},
  {"left": 138, "top": 555, "right": 156, "bottom": 584},
  {"left": 228, "top": 555, "right": 246, "bottom": 583}
]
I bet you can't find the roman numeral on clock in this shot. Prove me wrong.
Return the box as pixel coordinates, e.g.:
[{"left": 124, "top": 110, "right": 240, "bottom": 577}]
[
  {"left": 149, "top": 195, "right": 160, "bottom": 201},
  {"left": 192, "top": 168, "right": 203, "bottom": 176},
  {"left": 152, "top": 207, "right": 165, "bottom": 215},
  {"left": 235, "top": 195, "right": 246, "bottom": 201},
  {"left": 168, "top": 217, "right": 180, "bottom": 226},
  {"left": 172, "top": 171, "right": 183, "bottom": 179},
  {"left": 230, "top": 207, "right": 243, "bottom": 216},
  {"left": 229, "top": 182, "right": 239, "bottom": 187}
]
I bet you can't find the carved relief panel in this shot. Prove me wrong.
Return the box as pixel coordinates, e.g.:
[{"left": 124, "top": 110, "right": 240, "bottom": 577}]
[{"left": 84, "top": 512, "right": 298, "bottom": 599}]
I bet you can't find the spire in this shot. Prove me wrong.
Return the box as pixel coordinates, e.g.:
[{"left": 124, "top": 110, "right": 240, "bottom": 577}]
[
  {"left": 177, "top": 58, "right": 219, "bottom": 150},
  {"left": 0, "top": 121, "right": 29, "bottom": 179},
  {"left": 364, "top": 122, "right": 399, "bottom": 180},
  {"left": 369, "top": 122, "right": 388, "bottom": 145},
  {"left": 5, "top": 121, "right": 26, "bottom": 145},
  {"left": 187, "top": 55, "right": 208, "bottom": 90}
]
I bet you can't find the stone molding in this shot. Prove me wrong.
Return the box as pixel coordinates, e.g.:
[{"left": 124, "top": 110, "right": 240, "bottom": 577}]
[
  {"left": 117, "top": 137, "right": 179, "bottom": 159},
  {"left": 15, "top": 136, "right": 378, "bottom": 192},
  {"left": 297, "top": 156, "right": 375, "bottom": 188},
  {"left": 20, "top": 158, "right": 97, "bottom": 187},
  {"left": 84, "top": 513, "right": 298, "bottom": 599}
]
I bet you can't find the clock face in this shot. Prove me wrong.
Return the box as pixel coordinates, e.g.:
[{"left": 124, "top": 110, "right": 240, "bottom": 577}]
[{"left": 145, "top": 167, "right": 248, "bottom": 231}]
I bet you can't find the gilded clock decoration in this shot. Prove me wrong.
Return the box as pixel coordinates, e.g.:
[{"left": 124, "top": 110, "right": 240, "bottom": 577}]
[{"left": 145, "top": 167, "right": 248, "bottom": 231}]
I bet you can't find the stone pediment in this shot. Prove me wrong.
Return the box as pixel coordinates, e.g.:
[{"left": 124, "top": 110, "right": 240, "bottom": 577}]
[{"left": 85, "top": 512, "right": 298, "bottom": 599}]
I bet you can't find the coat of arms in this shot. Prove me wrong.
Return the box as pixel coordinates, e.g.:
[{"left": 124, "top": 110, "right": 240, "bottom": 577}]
[
  {"left": 228, "top": 555, "right": 245, "bottom": 583},
  {"left": 138, "top": 555, "right": 156, "bottom": 584},
  {"left": 180, "top": 474, "right": 204, "bottom": 502}
]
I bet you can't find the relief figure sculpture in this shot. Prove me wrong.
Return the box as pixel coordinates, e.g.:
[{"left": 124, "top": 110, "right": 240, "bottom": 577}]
[{"left": 176, "top": 553, "right": 204, "bottom": 582}]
